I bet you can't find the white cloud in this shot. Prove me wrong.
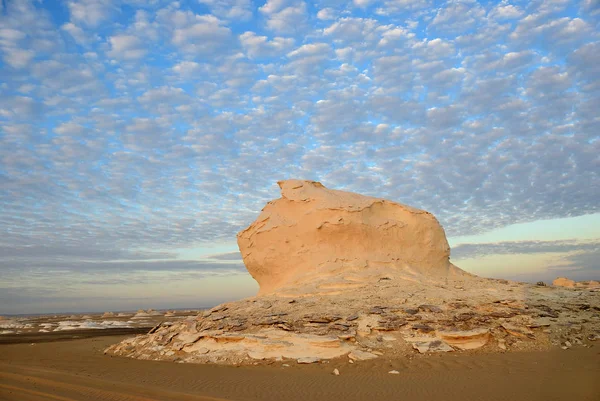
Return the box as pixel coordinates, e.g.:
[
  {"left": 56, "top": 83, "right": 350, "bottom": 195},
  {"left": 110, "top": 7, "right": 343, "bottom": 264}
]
[
  {"left": 316, "top": 8, "right": 336, "bottom": 20},
  {"left": 240, "top": 32, "right": 294, "bottom": 59},
  {"left": 526, "top": 66, "right": 572, "bottom": 96},
  {"left": 54, "top": 121, "right": 87, "bottom": 136},
  {"left": 198, "top": 0, "right": 253, "bottom": 20},
  {"left": 172, "top": 61, "right": 203, "bottom": 77},
  {"left": 171, "top": 15, "right": 233, "bottom": 54},
  {"left": 378, "top": 0, "right": 431, "bottom": 14},
  {"left": 287, "top": 43, "right": 330, "bottom": 58},
  {"left": 510, "top": 16, "right": 594, "bottom": 48},
  {"left": 67, "top": 0, "right": 117, "bottom": 27},
  {"left": 2, "top": 48, "right": 35, "bottom": 69},
  {"left": 108, "top": 34, "right": 147, "bottom": 60},
  {"left": 138, "top": 86, "right": 189, "bottom": 105},
  {"left": 260, "top": 1, "right": 308, "bottom": 34},
  {"left": 285, "top": 43, "right": 332, "bottom": 75},
  {"left": 430, "top": 0, "right": 485, "bottom": 34},
  {"left": 488, "top": 3, "right": 523, "bottom": 20},
  {"left": 62, "top": 23, "right": 93, "bottom": 46},
  {"left": 259, "top": 0, "right": 289, "bottom": 14},
  {"left": 353, "top": 0, "right": 375, "bottom": 8},
  {"left": 0, "top": 95, "right": 41, "bottom": 120}
]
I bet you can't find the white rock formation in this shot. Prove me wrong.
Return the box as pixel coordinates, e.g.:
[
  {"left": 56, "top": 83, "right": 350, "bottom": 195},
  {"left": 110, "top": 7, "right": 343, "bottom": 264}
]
[
  {"left": 238, "top": 180, "right": 465, "bottom": 295},
  {"left": 105, "top": 180, "right": 600, "bottom": 365},
  {"left": 553, "top": 277, "right": 600, "bottom": 289}
]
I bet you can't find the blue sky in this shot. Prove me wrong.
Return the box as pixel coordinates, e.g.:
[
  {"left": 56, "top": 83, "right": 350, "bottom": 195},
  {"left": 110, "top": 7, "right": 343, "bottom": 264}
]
[{"left": 0, "top": 0, "right": 599, "bottom": 314}]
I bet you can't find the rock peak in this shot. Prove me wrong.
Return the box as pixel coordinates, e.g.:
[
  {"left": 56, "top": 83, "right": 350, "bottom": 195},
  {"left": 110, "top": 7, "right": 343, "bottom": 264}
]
[
  {"left": 238, "top": 180, "right": 458, "bottom": 295},
  {"left": 277, "top": 179, "right": 326, "bottom": 201}
]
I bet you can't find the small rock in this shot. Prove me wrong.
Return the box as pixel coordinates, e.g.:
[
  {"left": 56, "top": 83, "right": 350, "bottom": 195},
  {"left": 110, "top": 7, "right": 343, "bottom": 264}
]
[
  {"left": 374, "top": 319, "right": 407, "bottom": 330},
  {"left": 418, "top": 304, "right": 443, "bottom": 313},
  {"left": 346, "top": 314, "right": 359, "bottom": 321},
  {"left": 411, "top": 324, "right": 435, "bottom": 333},
  {"left": 410, "top": 340, "right": 453, "bottom": 353},
  {"left": 454, "top": 312, "right": 476, "bottom": 322},
  {"left": 282, "top": 364, "right": 290, "bottom": 367},
  {"left": 306, "top": 315, "right": 341, "bottom": 323},
  {"left": 527, "top": 318, "right": 552, "bottom": 328},
  {"left": 404, "top": 308, "right": 419, "bottom": 315},
  {"left": 333, "top": 368, "right": 340, "bottom": 376},
  {"left": 348, "top": 350, "right": 378, "bottom": 361},
  {"left": 536, "top": 281, "right": 546, "bottom": 287},
  {"left": 297, "top": 357, "right": 321, "bottom": 364},
  {"left": 388, "top": 370, "right": 400, "bottom": 374},
  {"left": 337, "top": 333, "right": 356, "bottom": 341},
  {"left": 502, "top": 322, "right": 534, "bottom": 338},
  {"left": 534, "top": 304, "right": 559, "bottom": 318},
  {"left": 448, "top": 302, "right": 469, "bottom": 309},
  {"left": 497, "top": 338, "right": 507, "bottom": 351},
  {"left": 369, "top": 307, "right": 385, "bottom": 315},
  {"left": 438, "top": 328, "right": 490, "bottom": 350},
  {"left": 348, "top": 359, "right": 354, "bottom": 364},
  {"left": 490, "top": 311, "right": 516, "bottom": 318},
  {"left": 564, "top": 341, "right": 572, "bottom": 347}
]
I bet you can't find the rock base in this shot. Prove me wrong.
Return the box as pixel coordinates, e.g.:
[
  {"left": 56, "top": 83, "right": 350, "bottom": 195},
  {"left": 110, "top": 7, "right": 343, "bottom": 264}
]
[{"left": 106, "top": 274, "right": 600, "bottom": 364}]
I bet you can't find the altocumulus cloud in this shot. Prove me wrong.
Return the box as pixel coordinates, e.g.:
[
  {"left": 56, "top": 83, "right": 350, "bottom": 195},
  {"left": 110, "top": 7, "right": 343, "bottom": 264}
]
[{"left": 0, "top": 0, "right": 599, "bottom": 304}]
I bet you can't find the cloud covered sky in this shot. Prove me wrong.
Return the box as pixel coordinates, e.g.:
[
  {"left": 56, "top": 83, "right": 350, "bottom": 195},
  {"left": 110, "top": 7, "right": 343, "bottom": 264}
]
[{"left": 0, "top": 0, "right": 598, "bottom": 314}]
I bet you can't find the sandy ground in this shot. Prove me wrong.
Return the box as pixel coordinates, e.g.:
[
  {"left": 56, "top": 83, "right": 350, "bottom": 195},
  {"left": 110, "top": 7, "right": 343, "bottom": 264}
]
[{"left": 1, "top": 334, "right": 599, "bottom": 401}]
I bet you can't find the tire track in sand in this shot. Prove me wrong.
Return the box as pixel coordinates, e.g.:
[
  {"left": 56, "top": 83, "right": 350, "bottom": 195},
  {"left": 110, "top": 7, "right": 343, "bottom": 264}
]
[{"left": 0, "top": 369, "right": 235, "bottom": 401}]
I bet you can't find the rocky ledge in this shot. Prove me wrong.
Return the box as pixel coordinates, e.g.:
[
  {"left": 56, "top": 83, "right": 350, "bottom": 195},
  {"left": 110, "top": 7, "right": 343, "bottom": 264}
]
[{"left": 105, "top": 277, "right": 600, "bottom": 364}]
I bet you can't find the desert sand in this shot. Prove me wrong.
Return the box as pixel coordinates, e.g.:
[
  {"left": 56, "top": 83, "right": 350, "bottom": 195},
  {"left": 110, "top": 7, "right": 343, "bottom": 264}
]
[{"left": 1, "top": 334, "right": 599, "bottom": 401}]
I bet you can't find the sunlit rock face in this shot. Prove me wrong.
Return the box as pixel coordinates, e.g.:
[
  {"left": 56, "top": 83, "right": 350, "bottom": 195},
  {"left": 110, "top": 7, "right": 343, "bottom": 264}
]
[
  {"left": 553, "top": 277, "right": 600, "bottom": 289},
  {"left": 238, "top": 180, "right": 461, "bottom": 295}
]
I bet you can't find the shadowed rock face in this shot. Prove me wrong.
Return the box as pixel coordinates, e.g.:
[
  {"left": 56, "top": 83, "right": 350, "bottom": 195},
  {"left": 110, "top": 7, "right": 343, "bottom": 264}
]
[{"left": 238, "top": 180, "right": 459, "bottom": 295}]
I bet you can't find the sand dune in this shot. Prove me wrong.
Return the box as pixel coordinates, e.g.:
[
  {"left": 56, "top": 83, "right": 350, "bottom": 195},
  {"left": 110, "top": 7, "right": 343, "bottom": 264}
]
[{"left": 1, "top": 335, "right": 599, "bottom": 401}]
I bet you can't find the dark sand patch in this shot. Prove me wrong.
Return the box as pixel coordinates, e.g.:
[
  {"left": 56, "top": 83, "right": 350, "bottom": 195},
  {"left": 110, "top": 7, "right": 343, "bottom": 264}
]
[
  {"left": 1, "top": 335, "right": 599, "bottom": 401},
  {"left": 0, "top": 328, "right": 152, "bottom": 345}
]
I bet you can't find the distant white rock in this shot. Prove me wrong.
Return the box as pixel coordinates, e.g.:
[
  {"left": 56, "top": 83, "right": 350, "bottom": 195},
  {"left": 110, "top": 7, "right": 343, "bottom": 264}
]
[{"left": 53, "top": 320, "right": 133, "bottom": 331}]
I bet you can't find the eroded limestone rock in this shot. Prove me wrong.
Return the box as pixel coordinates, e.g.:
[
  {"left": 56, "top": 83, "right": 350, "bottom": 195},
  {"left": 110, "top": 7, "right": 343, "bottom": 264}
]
[
  {"left": 105, "top": 180, "right": 600, "bottom": 365},
  {"left": 438, "top": 328, "right": 490, "bottom": 350},
  {"left": 237, "top": 180, "right": 465, "bottom": 295},
  {"left": 553, "top": 277, "right": 600, "bottom": 289}
]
